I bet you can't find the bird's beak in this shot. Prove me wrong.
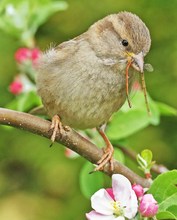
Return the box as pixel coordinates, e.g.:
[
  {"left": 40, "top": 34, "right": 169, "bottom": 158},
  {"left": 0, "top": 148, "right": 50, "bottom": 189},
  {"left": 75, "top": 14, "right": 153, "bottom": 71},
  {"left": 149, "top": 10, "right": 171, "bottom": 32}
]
[{"left": 127, "top": 51, "right": 144, "bottom": 73}]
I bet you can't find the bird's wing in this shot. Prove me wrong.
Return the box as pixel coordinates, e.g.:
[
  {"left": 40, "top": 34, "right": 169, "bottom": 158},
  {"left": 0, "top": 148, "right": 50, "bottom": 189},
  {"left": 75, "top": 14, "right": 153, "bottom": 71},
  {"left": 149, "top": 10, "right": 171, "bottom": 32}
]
[
  {"left": 29, "top": 105, "right": 47, "bottom": 115},
  {"left": 40, "top": 36, "right": 84, "bottom": 68},
  {"left": 51, "top": 34, "right": 87, "bottom": 63},
  {"left": 54, "top": 39, "right": 79, "bottom": 61}
]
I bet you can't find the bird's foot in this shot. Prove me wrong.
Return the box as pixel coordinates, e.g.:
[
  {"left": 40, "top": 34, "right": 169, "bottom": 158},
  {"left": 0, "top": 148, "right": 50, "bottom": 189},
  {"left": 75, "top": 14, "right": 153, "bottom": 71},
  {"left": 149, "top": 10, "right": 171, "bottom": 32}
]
[
  {"left": 94, "top": 126, "right": 114, "bottom": 172},
  {"left": 50, "top": 115, "right": 64, "bottom": 144},
  {"left": 94, "top": 145, "right": 114, "bottom": 171}
]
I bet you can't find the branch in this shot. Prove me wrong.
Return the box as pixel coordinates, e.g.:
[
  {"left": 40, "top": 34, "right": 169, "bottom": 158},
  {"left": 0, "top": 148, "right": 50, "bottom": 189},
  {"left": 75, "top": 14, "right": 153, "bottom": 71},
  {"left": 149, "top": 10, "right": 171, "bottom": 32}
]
[{"left": 0, "top": 107, "right": 150, "bottom": 188}]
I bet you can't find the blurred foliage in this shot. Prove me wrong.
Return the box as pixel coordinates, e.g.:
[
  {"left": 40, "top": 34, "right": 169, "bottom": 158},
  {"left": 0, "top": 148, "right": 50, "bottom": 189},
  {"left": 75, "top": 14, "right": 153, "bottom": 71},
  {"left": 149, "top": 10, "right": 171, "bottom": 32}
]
[
  {"left": 79, "top": 162, "right": 104, "bottom": 199},
  {"left": 6, "top": 91, "right": 42, "bottom": 112},
  {"left": 0, "top": 0, "right": 177, "bottom": 219},
  {"left": 0, "top": 0, "right": 68, "bottom": 47},
  {"left": 107, "top": 92, "right": 160, "bottom": 141}
]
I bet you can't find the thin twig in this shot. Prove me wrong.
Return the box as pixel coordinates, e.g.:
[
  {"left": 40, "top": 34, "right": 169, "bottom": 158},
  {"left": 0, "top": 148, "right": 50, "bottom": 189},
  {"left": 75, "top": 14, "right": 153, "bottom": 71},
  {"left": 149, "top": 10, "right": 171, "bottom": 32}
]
[{"left": 0, "top": 107, "right": 150, "bottom": 188}]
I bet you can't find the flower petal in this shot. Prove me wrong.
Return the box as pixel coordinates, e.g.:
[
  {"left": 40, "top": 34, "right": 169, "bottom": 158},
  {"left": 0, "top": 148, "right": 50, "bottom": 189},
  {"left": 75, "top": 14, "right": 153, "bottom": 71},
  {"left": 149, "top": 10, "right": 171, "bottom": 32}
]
[
  {"left": 91, "top": 189, "right": 114, "bottom": 215},
  {"left": 116, "top": 217, "right": 125, "bottom": 220},
  {"left": 124, "top": 190, "right": 138, "bottom": 219},
  {"left": 86, "top": 211, "right": 115, "bottom": 220},
  {"left": 112, "top": 174, "right": 138, "bottom": 218},
  {"left": 112, "top": 174, "right": 132, "bottom": 205}
]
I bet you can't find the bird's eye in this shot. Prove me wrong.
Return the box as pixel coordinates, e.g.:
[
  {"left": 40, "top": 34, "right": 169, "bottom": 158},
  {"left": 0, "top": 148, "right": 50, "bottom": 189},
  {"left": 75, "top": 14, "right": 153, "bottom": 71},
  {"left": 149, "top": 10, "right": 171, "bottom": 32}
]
[{"left": 121, "top": 39, "right": 129, "bottom": 47}]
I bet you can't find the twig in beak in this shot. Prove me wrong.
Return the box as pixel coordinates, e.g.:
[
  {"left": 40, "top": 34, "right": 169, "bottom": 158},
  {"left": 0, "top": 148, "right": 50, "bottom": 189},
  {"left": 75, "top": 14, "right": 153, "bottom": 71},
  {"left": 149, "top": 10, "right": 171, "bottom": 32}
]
[
  {"left": 125, "top": 61, "right": 132, "bottom": 108},
  {"left": 140, "top": 72, "right": 151, "bottom": 115}
]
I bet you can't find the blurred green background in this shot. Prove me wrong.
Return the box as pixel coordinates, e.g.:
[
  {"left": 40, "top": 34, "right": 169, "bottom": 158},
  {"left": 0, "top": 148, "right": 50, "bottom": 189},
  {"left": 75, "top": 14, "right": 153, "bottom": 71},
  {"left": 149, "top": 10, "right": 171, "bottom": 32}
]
[{"left": 0, "top": 0, "right": 177, "bottom": 219}]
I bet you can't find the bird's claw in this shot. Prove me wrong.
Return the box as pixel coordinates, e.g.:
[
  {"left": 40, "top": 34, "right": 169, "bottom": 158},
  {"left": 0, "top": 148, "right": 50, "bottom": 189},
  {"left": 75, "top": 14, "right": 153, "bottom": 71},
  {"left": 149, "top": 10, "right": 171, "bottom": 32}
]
[
  {"left": 94, "top": 147, "right": 114, "bottom": 172},
  {"left": 50, "top": 115, "right": 64, "bottom": 144}
]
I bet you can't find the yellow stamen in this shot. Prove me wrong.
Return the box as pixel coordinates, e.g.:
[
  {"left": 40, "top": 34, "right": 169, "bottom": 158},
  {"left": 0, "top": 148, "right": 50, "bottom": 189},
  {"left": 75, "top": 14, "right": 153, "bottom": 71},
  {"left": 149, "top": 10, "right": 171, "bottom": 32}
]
[{"left": 111, "top": 201, "right": 123, "bottom": 217}]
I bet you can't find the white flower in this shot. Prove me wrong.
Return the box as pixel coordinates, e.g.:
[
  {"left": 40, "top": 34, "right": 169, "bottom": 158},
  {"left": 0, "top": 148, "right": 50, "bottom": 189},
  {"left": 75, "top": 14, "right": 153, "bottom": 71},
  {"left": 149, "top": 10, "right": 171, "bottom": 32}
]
[{"left": 86, "top": 174, "right": 138, "bottom": 220}]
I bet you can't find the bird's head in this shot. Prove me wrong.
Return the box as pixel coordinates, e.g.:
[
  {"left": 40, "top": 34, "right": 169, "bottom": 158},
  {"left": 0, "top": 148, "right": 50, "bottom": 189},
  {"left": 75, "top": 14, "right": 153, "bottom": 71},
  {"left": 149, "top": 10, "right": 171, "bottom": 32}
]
[
  {"left": 88, "top": 11, "right": 151, "bottom": 73},
  {"left": 115, "top": 11, "right": 151, "bottom": 73}
]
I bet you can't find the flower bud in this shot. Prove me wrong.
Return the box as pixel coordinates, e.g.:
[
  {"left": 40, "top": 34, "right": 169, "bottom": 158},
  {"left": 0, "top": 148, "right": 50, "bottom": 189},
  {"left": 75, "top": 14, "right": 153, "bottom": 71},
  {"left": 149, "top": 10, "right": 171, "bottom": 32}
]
[
  {"left": 132, "top": 184, "right": 144, "bottom": 198},
  {"left": 15, "top": 48, "right": 31, "bottom": 63},
  {"left": 31, "top": 48, "right": 41, "bottom": 62},
  {"left": 14, "top": 47, "right": 41, "bottom": 64},
  {"left": 139, "top": 194, "right": 158, "bottom": 217},
  {"left": 9, "top": 80, "right": 23, "bottom": 95}
]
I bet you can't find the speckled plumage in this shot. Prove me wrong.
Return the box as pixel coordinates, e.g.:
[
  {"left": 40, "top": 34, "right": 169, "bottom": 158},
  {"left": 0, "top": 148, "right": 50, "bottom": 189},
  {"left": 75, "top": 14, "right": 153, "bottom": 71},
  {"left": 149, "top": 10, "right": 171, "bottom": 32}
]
[{"left": 37, "top": 12, "right": 151, "bottom": 130}]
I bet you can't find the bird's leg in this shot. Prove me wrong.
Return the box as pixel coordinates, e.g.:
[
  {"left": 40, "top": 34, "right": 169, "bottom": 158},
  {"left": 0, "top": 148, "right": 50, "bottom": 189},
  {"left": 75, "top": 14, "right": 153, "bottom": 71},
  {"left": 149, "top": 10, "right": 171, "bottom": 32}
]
[
  {"left": 94, "top": 126, "right": 114, "bottom": 171},
  {"left": 50, "top": 115, "right": 64, "bottom": 143}
]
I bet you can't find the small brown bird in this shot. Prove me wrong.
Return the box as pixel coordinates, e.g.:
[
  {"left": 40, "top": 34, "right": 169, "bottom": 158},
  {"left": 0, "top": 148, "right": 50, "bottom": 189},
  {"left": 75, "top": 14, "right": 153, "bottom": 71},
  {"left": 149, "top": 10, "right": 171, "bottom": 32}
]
[{"left": 37, "top": 12, "right": 151, "bottom": 171}]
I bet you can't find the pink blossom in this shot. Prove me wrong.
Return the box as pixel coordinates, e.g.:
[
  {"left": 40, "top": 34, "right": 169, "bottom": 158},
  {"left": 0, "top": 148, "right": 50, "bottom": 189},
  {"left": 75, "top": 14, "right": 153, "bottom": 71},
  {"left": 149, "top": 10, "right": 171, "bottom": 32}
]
[
  {"left": 9, "top": 80, "right": 23, "bottom": 95},
  {"left": 132, "top": 184, "right": 144, "bottom": 198},
  {"left": 139, "top": 194, "right": 158, "bottom": 217},
  {"left": 86, "top": 174, "right": 138, "bottom": 220},
  {"left": 14, "top": 47, "right": 41, "bottom": 64}
]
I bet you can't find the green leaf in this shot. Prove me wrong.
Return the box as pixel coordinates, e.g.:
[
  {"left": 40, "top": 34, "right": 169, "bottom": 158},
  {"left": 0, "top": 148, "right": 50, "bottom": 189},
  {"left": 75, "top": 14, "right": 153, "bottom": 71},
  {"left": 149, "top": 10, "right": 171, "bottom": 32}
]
[
  {"left": 114, "top": 148, "right": 125, "bottom": 164},
  {"left": 148, "top": 170, "right": 177, "bottom": 203},
  {"left": 6, "top": 91, "right": 42, "bottom": 112},
  {"left": 79, "top": 162, "right": 104, "bottom": 199},
  {"left": 167, "top": 206, "right": 177, "bottom": 217},
  {"left": 159, "top": 193, "right": 177, "bottom": 212},
  {"left": 106, "top": 91, "right": 160, "bottom": 140},
  {"left": 157, "top": 211, "right": 177, "bottom": 220},
  {"left": 141, "top": 149, "right": 153, "bottom": 164},
  {"left": 137, "top": 153, "right": 147, "bottom": 169},
  {"left": 156, "top": 102, "right": 177, "bottom": 116},
  {"left": 107, "top": 109, "right": 149, "bottom": 140},
  {"left": 157, "top": 205, "right": 177, "bottom": 220},
  {"left": 149, "top": 170, "right": 177, "bottom": 219}
]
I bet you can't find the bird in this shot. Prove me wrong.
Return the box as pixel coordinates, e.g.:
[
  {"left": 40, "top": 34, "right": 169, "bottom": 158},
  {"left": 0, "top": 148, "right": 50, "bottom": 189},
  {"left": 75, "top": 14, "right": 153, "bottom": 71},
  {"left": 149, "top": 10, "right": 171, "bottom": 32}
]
[{"left": 36, "top": 11, "right": 151, "bottom": 171}]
